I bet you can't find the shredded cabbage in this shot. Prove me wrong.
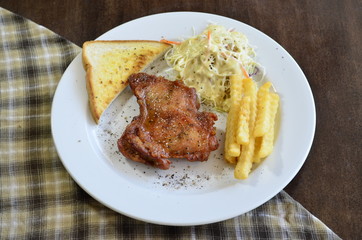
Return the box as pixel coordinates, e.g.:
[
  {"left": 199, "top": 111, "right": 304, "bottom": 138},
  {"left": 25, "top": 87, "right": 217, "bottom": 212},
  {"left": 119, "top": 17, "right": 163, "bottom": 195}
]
[{"left": 164, "top": 24, "right": 259, "bottom": 112}]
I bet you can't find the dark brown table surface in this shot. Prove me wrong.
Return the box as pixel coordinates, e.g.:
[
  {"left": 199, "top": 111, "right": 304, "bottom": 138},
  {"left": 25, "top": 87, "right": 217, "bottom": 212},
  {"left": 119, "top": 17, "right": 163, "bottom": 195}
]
[{"left": 1, "top": 1, "right": 360, "bottom": 239}]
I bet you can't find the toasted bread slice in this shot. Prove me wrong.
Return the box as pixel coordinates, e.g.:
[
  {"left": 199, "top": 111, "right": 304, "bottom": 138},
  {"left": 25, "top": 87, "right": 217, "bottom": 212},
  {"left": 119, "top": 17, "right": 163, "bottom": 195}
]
[{"left": 82, "top": 40, "right": 171, "bottom": 123}]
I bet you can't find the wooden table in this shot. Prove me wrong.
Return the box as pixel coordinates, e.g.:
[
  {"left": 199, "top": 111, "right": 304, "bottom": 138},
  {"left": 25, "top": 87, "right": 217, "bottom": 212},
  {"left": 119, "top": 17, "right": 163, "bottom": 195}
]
[{"left": 1, "top": 1, "right": 360, "bottom": 239}]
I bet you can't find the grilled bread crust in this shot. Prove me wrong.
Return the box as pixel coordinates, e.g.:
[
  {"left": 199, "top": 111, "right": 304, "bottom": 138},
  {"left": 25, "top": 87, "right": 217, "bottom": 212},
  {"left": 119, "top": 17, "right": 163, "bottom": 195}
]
[{"left": 82, "top": 40, "right": 170, "bottom": 123}]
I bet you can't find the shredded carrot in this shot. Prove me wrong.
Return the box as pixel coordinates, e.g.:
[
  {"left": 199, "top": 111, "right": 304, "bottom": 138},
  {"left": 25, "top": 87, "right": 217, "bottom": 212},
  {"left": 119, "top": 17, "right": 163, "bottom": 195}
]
[
  {"left": 160, "top": 39, "right": 181, "bottom": 45},
  {"left": 241, "top": 65, "right": 249, "bottom": 79},
  {"left": 207, "top": 31, "right": 212, "bottom": 50}
]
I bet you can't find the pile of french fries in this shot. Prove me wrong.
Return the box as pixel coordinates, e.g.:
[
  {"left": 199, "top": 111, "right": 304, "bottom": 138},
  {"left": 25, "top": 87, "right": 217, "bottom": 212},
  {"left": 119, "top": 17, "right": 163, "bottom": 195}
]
[{"left": 224, "top": 74, "right": 279, "bottom": 179}]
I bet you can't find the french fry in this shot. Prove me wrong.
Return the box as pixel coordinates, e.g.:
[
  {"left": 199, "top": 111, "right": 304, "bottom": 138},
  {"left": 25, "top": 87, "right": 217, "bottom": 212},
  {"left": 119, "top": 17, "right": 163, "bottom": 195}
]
[
  {"left": 236, "top": 96, "right": 251, "bottom": 145},
  {"left": 225, "top": 107, "right": 240, "bottom": 158},
  {"left": 258, "top": 93, "right": 279, "bottom": 158},
  {"left": 224, "top": 151, "right": 237, "bottom": 164},
  {"left": 243, "top": 79, "right": 258, "bottom": 140},
  {"left": 242, "top": 78, "right": 257, "bottom": 112},
  {"left": 235, "top": 137, "right": 255, "bottom": 179},
  {"left": 254, "top": 93, "right": 272, "bottom": 137},
  {"left": 234, "top": 78, "right": 257, "bottom": 179},
  {"left": 254, "top": 82, "right": 272, "bottom": 137},
  {"left": 258, "top": 125, "right": 275, "bottom": 158},
  {"left": 224, "top": 74, "right": 243, "bottom": 160},
  {"left": 257, "top": 82, "right": 272, "bottom": 98},
  {"left": 230, "top": 74, "right": 244, "bottom": 102},
  {"left": 253, "top": 137, "right": 262, "bottom": 163}
]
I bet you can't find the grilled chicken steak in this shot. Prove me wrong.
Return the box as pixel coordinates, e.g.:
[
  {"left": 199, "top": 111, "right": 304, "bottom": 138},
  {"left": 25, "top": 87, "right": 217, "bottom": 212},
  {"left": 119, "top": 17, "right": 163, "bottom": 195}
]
[{"left": 117, "top": 73, "right": 219, "bottom": 169}]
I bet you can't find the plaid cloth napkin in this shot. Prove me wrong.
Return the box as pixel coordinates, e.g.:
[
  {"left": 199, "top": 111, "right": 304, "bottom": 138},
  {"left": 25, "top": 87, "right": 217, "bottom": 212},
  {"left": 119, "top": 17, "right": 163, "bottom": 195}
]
[{"left": 0, "top": 7, "right": 340, "bottom": 240}]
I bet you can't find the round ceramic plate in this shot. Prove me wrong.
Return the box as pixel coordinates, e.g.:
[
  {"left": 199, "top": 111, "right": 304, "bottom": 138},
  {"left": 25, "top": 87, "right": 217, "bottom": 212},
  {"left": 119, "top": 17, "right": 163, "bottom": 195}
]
[{"left": 51, "top": 12, "right": 316, "bottom": 226}]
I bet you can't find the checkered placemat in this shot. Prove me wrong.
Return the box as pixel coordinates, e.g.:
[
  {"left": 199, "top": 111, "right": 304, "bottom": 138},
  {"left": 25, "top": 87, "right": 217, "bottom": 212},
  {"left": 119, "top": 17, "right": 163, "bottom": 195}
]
[{"left": 0, "top": 7, "right": 340, "bottom": 239}]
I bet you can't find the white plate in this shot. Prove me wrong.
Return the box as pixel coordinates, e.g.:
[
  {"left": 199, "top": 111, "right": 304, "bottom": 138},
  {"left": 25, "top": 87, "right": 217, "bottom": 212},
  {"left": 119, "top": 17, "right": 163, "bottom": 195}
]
[{"left": 51, "top": 12, "right": 315, "bottom": 226}]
